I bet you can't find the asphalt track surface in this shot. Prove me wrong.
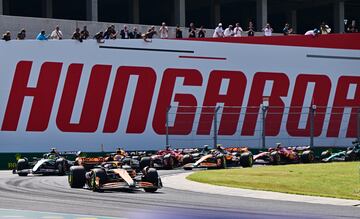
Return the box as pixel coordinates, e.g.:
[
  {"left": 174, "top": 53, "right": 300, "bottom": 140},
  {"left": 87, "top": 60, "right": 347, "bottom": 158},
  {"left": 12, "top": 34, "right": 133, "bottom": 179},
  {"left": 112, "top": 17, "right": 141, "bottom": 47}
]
[{"left": 0, "top": 170, "right": 359, "bottom": 219}]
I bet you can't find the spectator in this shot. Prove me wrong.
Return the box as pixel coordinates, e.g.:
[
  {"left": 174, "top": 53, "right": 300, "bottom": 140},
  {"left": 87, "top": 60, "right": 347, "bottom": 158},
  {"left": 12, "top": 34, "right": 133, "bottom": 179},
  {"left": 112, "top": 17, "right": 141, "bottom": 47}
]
[
  {"left": 159, "top": 22, "right": 169, "bottom": 39},
  {"left": 283, "top": 23, "right": 293, "bottom": 35},
  {"left": 320, "top": 22, "right": 331, "bottom": 34},
  {"left": 129, "top": 27, "right": 141, "bottom": 39},
  {"left": 247, "top": 21, "right": 255, "bottom": 36},
  {"left": 17, "top": 29, "right": 26, "bottom": 40},
  {"left": 2, "top": 31, "right": 11, "bottom": 41},
  {"left": 198, "top": 26, "right": 206, "bottom": 38},
  {"left": 50, "top": 25, "right": 63, "bottom": 40},
  {"left": 72, "top": 27, "right": 82, "bottom": 42},
  {"left": 234, "top": 23, "right": 243, "bottom": 37},
  {"left": 36, "top": 30, "right": 48, "bottom": 40},
  {"left": 109, "top": 25, "right": 117, "bottom": 39},
  {"left": 175, "top": 25, "right": 183, "bottom": 38},
  {"left": 305, "top": 28, "right": 320, "bottom": 36},
  {"left": 213, "top": 23, "right": 224, "bottom": 38},
  {"left": 263, "top": 23, "right": 273, "bottom": 36},
  {"left": 143, "top": 26, "right": 157, "bottom": 41},
  {"left": 103, "top": 26, "right": 113, "bottom": 39},
  {"left": 188, "top": 23, "right": 196, "bottom": 38},
  {"left": 80, "top": 26, "right": 90, "bottom": 40},
  {"left": 93, "top": 31, "right": 104, "bottom": 43},
  {"left": 120, "top": 25, "right": 130, "bottom": 39},
  {"left": 224, "top": 25, "right": 234, "bottom": 37},
  {"left": 347, "top": 20, "right": 358, "bottom": 33}
]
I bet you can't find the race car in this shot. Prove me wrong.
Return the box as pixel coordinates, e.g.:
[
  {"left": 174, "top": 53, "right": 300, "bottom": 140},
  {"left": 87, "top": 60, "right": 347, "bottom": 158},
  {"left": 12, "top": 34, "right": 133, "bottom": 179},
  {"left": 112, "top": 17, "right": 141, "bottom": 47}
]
[
  {"left": 183, "top": 145, "right": 253, "bottom": 170},
  {"left": 68, "top": 158, "right": 162, "bottom": 193},
  {"left": 253, "top": 143, "right": 314, "bottom": 165},
  {"left": 321, "top": 140, "right": 360, "bottom": 162},
  {"left": 12, "top": 148, "right": 75, "bottom": 176},
  {"left": 148, "top": 146, "right": 184, "bottom": 169}
]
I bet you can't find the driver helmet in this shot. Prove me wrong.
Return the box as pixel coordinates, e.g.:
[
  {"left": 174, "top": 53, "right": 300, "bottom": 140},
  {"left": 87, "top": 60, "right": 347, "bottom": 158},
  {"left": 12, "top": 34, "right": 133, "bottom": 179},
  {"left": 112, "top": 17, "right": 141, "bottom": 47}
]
[
  {"left": 216, "top": 144, "right": 223, "bottom": 150},
  {"left": 50, "top": 147, "right": 57, "bottom": 154},
  {"left": 165, "top": 145, "right": 171, "bottom": 150},
  {"left": 203, "top": 145, "right": 210, "bottom": 151},
  {"left": 116, "top": 148, "right": 126, "bottom": 156},
  {"left": 276, "top": 143, "right": 282, "bottom": 148}
]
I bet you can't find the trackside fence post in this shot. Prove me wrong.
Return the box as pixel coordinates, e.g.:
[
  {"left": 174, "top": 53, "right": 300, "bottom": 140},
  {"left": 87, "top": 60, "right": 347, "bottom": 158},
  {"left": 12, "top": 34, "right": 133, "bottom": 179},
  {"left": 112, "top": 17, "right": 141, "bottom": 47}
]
[
  {"left": 310, "top": 105, "right": 316, "bottom": 147},
  {"left": 166, "top": 105, "right": 171, "bottom": 146},
  {"left": 357, "top": 108, "right": 360, "bottom": 144},
  {"left": 261, "top": 104, "right": 268, "bottom": 149},
  {"left": 213, "top": 106, "right": 221, "bottom": 148}
]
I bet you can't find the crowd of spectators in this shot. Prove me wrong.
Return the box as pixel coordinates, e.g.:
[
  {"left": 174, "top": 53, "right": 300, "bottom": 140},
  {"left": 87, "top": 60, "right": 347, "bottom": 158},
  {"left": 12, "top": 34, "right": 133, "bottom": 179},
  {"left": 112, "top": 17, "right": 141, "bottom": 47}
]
[{"left": 1, "top": 19, "right": 359, "bottom": 42}]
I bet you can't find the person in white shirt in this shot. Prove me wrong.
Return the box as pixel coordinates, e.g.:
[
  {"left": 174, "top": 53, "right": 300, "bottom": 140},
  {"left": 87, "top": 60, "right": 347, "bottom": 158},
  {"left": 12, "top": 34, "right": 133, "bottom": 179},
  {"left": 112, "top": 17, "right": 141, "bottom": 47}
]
[
  {"left": 262, "top": 23, "right": 273, "bottom": 36},
  {"left": 159, "top": 22, "right": 169, "bottom": 39},
  {"left": 234, "top": 23, "right": 243, "bottom": 37},
  {"left": 224, "top": 25, "right": 234, "bottom": 37},
  {"left": 305, "top": 28, "right": 320, "bottom": 36},
  {"left": 213, "top": 23, "right": 224, "bottom": 38},
  {"left": 50, "top": 26, "right": 63, "bottom": 40}
]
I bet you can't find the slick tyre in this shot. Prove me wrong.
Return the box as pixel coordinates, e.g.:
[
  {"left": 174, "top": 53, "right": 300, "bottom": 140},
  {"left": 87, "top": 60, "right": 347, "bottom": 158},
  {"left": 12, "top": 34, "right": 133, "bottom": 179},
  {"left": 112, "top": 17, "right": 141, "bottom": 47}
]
[
  {"left": 240, "top": 152, "right": 253, "bottom": 168},
  {"left": 301, "top": 151, "right": 315, "bottom": 163},
  {"left": 270, "top": 152, "right": 281, "bottom": 165},
  {"left": 68, "top": 166, "right": 86, "bottom": 188},
  {"left": 143, "top": 168, "right": 159, "bottom": 193},
  {"left": 17, "top": 158, "right": 29, "bottom": 177},
  {"left": 140, "top": 157, "right": 151, "bottom": 169},
  {"left": 91, "top": 168, "right": 107, "bottom": 192},
  {"left": 345, "top": 150, "right": 356, "bottom": 161}
]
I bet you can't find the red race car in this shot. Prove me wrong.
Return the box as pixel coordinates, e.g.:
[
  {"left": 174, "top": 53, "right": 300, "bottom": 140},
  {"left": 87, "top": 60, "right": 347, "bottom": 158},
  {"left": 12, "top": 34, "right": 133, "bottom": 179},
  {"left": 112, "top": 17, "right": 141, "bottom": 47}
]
[{"left": 253, "top": 143, "right": 314, "bottom": 165}]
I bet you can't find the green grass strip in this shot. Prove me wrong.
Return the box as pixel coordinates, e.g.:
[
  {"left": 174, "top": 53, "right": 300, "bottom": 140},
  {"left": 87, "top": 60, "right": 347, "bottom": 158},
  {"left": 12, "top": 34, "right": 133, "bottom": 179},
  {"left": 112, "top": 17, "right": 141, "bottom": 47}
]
[{"left": 187, "top": 162, "right": 360, "bottom": 200}]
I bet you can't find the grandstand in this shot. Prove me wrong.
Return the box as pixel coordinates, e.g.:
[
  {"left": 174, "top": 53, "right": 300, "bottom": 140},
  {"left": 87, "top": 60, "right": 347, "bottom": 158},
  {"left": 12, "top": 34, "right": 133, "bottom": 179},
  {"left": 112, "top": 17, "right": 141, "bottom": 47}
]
[{"left": 0, "top": 0, "right": 359, "bottom": 38}]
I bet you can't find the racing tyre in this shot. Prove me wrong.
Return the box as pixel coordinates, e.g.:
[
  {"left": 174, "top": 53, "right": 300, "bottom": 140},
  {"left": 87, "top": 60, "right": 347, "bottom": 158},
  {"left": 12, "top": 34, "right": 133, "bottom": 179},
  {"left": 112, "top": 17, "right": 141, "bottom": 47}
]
[
  {"left": 240, "top": 152, "right": 253, "bottom": 168},
  {"left": 68, "top": 166, "right": 86, "bottom": 188},
  {"left": 270, "top": 152, "right": 281, "bottom": 165},
  {"left": 182, "top": 155, "right": 193, "bottom": 165},
  {"left": 345, "top": 150, "right": 357, "bottom": 161},
  {"left": 216, "top": 156, "right": 226, "bottom": 169},
  {"left": 301, "top": 151, "right": 315, "bottom": 163},
  {"left": 90, "top": 168, "right": 107, "bottom": 192},
  {"left": 140, "top": 157, "right": 151, "bottom": 169},
  {"left": 56, "top": 159, "right": 66, "bottom": 176},
  {"left": 143, "top": 168, "right": 159, "bottom": 193},
  {"left": 320, "top": 150, "right": 331, "bottom": 159},
  {"left": 164, "top": 156, "right": 175, "bottom": 170},
  {"left": 17, "top": 158, "right": 29, "bottom": 176}
]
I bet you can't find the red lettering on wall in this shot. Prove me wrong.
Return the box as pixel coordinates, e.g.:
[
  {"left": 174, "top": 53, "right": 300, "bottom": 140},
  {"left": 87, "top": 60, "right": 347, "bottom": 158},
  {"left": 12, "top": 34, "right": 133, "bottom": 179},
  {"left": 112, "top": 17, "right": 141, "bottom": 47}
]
[
  {"left": 327, "top": 76, "right": 360, "bottom": 138},
  {"left": 1, "top": 61, "right": 62, "bottom": 131},
  {"left": 241, "top": 72, "right": 289, "bottom": 136},
  {"left": 103, "top": 66, "right": 156, "bottom": 133},
  {"left": 287, "top": 74, "right": 331, "bottom": 137},
  {"left": 56, "top": 64, "right": 111, "bottom": 132},
  {"left": 197, "top": 70, "right": 246, "bottom": 135},
  {"left": 153, "top": 68, "right": 202, "bottom": 135}
]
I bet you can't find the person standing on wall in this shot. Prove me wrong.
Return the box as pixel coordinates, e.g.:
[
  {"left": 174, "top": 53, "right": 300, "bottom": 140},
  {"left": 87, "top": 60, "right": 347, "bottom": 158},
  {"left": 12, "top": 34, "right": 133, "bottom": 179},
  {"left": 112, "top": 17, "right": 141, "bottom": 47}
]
[{"left": 234, "top": 23, "right": 243, "bottom": 37}]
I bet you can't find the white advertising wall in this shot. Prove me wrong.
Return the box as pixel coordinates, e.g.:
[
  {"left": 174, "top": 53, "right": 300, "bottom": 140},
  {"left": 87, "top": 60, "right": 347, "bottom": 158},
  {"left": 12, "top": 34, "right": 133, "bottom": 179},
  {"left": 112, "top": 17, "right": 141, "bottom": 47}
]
[{"left": 0, "top": 36, "right": 359, "bottom": 152}]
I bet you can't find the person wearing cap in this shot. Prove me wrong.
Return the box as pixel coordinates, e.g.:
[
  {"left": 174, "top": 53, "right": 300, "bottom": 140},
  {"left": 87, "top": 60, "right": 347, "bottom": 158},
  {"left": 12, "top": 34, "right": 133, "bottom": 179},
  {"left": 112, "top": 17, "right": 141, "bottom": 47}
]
[
  {"left": 262, "top": 23, "right": 273, "bottom": 36},
  {"left": 234, "top": 23, "right": 243, "bottom": 37},
  {"left": 224, "top": 25, "right": 234, "bottom": 37},
  {"left": 159, "top": 22, "right": 169, "bottom": 39},
  {"left": 304, "top": 28, "right": 320, "bottom": 36},
  {"left": 36, "top": 30, "right": 48, "bottom": 40},
  {"left": 213, "top": 23, "right": 224, "bottom": 38},
  {"left": 17, "top": 29, "right": 26, "bottom": 40},
  {"left": 320, "top": 22, "right": 331, "bottom": 34}
]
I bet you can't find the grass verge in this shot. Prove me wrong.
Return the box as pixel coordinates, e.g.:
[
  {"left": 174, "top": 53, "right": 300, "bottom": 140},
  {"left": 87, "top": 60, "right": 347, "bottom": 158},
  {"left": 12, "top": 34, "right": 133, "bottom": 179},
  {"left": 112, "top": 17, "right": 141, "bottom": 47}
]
[{"left": 187, "top": 162, "right": 360, "bottom": 200}]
